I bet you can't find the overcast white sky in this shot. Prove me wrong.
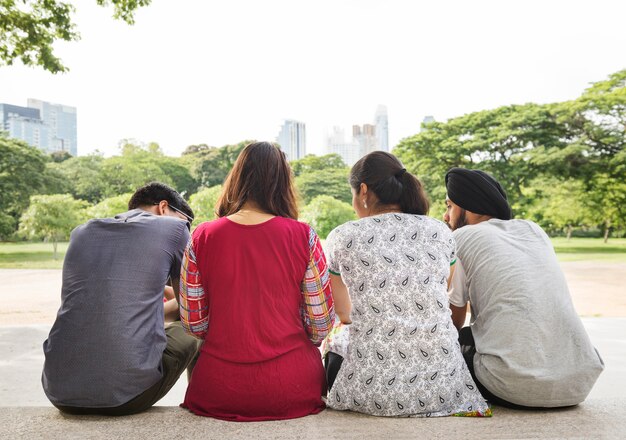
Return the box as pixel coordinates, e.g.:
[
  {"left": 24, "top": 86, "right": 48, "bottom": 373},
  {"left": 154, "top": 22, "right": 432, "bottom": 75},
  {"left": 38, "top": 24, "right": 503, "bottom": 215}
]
[{"left": 1, "top": 0, "right": 625, "bottom": 157}]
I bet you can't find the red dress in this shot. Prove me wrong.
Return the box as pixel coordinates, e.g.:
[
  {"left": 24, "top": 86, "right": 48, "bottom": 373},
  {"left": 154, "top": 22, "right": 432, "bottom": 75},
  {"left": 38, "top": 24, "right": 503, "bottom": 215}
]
[{"left": 180, "top": 216, "right": 334, "bottom": 421}]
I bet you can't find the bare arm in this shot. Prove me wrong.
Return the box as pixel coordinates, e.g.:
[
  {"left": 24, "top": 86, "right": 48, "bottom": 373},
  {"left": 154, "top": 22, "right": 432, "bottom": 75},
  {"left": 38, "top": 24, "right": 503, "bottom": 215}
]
[
  {"left": 450, "top": 303, "right": 468, "bottom": 331},
  {"left": 330, "top": 273, "right": 352, "bottom": 324}
]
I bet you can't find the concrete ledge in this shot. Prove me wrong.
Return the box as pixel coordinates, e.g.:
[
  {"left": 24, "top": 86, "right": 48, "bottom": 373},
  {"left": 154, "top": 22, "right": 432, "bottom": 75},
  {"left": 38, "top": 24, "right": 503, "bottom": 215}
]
[{"left": 4, "top": 399, "right": 625, "bottom": 439}]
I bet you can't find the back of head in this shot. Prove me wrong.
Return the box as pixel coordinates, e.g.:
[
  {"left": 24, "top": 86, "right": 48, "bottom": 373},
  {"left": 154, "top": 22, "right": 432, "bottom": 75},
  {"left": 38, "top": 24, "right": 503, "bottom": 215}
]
[
  {"left": 217, "top": 141, "right": 298, "bottom": 219},
  {"left": 444, "top": 168, "right": 512, "bottom": 220},
  {"left": 128, "top": 182, "right": 194, "bottom": 219},
  {"left": 350, "top": 151, "right": 429, "bottom": 215}
]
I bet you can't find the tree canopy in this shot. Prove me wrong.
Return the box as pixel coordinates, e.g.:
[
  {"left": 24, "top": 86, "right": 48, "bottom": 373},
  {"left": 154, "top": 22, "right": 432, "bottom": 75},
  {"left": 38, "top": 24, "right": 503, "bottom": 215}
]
[
  {"left": 395, "top": 69, "right": 626, "bottom": 238},
  {"left": 0, "top": 0, "right": 151, "bottom": 73}
]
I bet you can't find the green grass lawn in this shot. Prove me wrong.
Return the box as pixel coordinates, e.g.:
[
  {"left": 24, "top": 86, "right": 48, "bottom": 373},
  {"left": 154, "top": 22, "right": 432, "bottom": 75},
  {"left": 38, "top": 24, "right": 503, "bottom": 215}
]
[
  {"left": 0, "top": 242, "right": 69, "bottom": 269},
  {"left": 551, "top": 237, "right": 626, "bottom": 262},
  {"left": 0, "top": 237, "right": 624, "bottom": 269}
]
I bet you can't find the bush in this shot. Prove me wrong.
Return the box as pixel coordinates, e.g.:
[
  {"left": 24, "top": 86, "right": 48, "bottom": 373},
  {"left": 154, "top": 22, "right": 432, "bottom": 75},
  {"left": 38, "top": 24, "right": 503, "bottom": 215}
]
[{"left": 300, "top": 195, "right": 356, "bottom": 239}]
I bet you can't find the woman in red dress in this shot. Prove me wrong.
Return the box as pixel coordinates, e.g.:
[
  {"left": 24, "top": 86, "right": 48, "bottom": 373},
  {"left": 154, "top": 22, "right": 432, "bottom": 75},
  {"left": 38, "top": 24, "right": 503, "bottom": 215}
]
[{"left": 179, "top": 141, "right": 335, "bottom": 421}]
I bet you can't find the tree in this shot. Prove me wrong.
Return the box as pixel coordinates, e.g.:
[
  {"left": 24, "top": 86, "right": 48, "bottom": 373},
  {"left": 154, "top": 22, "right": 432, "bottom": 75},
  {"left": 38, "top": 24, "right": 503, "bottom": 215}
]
[
  {"left": 519, "top": 177, "right": 591, "bottom": 239},
  {"left": 49, "top": 154, "right": 107, "bottom": 203},
  {"left": 18, "top": 194, "right": 88, "bottom": 259},
  {"left": 189, "top": 185, "right": 223, "bottom": 226},
  {"left": 0, "top": 0, "right": 151, "bottom": 73},
  {"left": 299, "top": 195, "right": 356, "bottom": 239},
  {"left": 0, "top": 134, "right": 47, "bottom": 238},
  {"left": 295, "top": 168, "right": 352, "bottom": 205},
  {"left": 180, "top": 141, "right": 250, "bottom": 189},
  {"left": 88, "top": 193, "right": 133, "bottom": 219},
  {"left": 395, "top": 103, "right": 566, "bottom": 213},
  {"left": 290, "top": 153, "right": 346, "bottom": 177}
]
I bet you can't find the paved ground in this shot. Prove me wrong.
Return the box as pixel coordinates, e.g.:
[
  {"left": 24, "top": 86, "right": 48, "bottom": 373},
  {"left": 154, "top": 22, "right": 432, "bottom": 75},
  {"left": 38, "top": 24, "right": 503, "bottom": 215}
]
[
  {"left": 3, "top": 400, "right": 625, "bottom": 440},
  {"left": 1, "top": 264, "right": 625, "bottom": 438}
]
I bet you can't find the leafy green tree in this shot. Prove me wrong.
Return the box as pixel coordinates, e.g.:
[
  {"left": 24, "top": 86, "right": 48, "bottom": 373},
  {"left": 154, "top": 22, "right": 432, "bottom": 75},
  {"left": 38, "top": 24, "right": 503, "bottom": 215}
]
[
  {"left": 295, "top": 168, "right": 352, "bottom": 205},
  {"left": 519, "top": 177, "right": 591, "bottom": 239},
  {"left": 0, "top": 0, "right": 151, "bottom": 73},
  {"left": 290, "top": 154, "right": 346, "bottom": 177},
  {"left": 395, "top": 103, "right": 565, "bottom": 212},
  {"left": 49, "top": 154, "right": 107, "bottom": 203},
  {"left": 19, "top": 194, "right": 88, "bottom": 259},
  {"left": 49, "top": 150, "right": 73, "bottom": 163},
  {"left": 181, "top": 141, "right": 250, "bottom": 189},
  {"left": 99, "top": 141, "right": 196, "bottom": 198},
  {"left": 0, "top": 134, "right": 47, "bottom": 238},
  {"left": 300, "top": 195, "right": 356, "bottom": 239},
  {"left": 88, "top": 193, "right": 133, "bottom": 219},
  {"left": 189, "top": 185, "right": 223, "bottom": 226}
]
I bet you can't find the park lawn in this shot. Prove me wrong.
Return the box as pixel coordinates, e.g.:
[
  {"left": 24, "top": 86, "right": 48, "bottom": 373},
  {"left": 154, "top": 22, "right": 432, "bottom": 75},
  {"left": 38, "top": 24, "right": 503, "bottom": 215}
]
[
  {"left": 551, "top": 237, "right": 626, "bottom": 262},
  {"left": 0, "top": 242, "right": 69, "bottom": 269},
  {"left": 0, "top": 237, "right": 625, "bottom": 269}
]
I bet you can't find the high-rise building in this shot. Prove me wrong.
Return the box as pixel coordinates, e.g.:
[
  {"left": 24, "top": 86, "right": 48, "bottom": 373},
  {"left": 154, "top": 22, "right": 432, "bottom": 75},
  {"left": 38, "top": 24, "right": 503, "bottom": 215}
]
[
  {"left": 0, "top": 99, "right": 77, "bottom": 155},
  {"left": 27, "top": 99, "right": 78, "bottom": 156},
  {"left": 276, "top": 119, "right": 306, "bottom": 161},
  {"left": 326, "top": 105, "right": 390, "bottom": 165},
  {"left": 374, "top": 105, "right": 389, "bottom": 151},
  {"left": 326, "top": 126, "right": 361, "bottom": 166},
  {"left": 353, "top": 123, "right": 377, "bottom": 156}
]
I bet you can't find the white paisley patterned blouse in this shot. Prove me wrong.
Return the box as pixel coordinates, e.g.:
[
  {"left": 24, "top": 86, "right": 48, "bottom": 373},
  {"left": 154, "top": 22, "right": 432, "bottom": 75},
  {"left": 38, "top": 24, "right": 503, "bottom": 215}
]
[{"left": 324, "top": 213, "right": 490, "bottom": 417}]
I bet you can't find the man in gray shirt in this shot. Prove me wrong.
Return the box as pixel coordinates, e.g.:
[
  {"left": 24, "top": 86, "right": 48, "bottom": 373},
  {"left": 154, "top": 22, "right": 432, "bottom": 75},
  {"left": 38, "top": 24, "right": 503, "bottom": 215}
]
[
  {"left": 443, "top": 168, "right": 604, "bottom": 409},
  {"left": 42, "top": 182, "right": 201, "bottom": 415}
]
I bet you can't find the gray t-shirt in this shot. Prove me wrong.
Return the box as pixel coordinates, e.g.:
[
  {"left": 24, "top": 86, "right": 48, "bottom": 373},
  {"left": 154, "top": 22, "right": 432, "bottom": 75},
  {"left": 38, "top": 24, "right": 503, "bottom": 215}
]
[
  {"left": 450, "top": 219, "right": 604, "bottom": 407},
  {"left": 42, "top": 209, "right": 190, "bottom": 408}
]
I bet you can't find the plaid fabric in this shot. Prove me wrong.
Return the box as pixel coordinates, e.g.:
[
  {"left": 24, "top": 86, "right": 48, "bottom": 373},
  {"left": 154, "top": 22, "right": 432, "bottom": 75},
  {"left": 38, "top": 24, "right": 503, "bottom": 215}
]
[
  {"left": 179, "top": 239, "right": 209, "bottom": 338},
  {"left": 301, "top": 227, "right": 335, "bottom": 346}
]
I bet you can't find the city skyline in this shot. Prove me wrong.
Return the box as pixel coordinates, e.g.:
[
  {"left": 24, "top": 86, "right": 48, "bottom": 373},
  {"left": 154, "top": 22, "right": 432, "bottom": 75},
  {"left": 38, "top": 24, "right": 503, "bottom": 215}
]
[
  {"left": 0, "top": 99, "right": 77, "bottom": 156},
  {"left": 1, "top": 1, "right": 625, "bottom": 157}
]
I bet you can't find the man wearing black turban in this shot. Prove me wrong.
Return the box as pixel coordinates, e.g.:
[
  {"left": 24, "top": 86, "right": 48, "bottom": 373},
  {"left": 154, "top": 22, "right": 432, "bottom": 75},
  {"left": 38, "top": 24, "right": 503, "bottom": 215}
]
[
  {"left": 442, "top": 167, "right": 604, "bottom": 410},
  {"left": 444, "top": 168, "right": 511, "bottom": 227}
]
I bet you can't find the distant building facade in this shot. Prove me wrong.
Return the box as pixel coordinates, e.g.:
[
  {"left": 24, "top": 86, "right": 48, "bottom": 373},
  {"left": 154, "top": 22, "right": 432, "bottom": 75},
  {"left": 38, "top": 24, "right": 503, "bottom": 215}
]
[
  {"left": 326, "top": 126, "right": 361, "bottom": 166},
  {"left": 276, "top": 119, "right": 306, "bottom": 161},
  {"left": 0, "top": 99, "right": 77, "bottom": 155},
  {"left": 374, "top": 105, "right": 389, "bottom": 151},
  {"left": 325, "top": 104, "right": 389, "bottom": 166}
]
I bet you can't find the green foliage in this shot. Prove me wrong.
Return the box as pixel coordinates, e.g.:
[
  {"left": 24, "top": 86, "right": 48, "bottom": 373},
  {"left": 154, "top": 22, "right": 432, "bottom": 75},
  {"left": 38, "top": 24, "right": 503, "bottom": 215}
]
[
  {"left": 49, "top": 154, "right": 106, "bottom": 203},
  {"left": 300, "top": 195, "right": 356, "bottom": 239},
  {"left": 189, "top": 185, "right": 223, "bottom": 225},
  {"left": 295, "top": 168, "right": 352, "bottom": 205},
  {"left": 290, "top": 153, "right": 346, "bottom": 177},
  {"left": 0, "top": 134, "right": 47, "bottom": 238},
  {"left": 18, "top": 194, "right": 88, "bottom": 258},
  {"left": 99, "top": 141, "right": 196, "bottom": 197},
  {"left": 519, "top": 177, "right": 591, "bottom": 237},
  {"left": 180, "top": 141, "right": 249, "bottom": 189},
  {"left": 88, "top": 193, "right": 132, "bottom": 219},
  {"left": 0, "top": 0, "right": 150, "bottom": 73},
  {"left": 395, "top": 69, "right": 626, "bottom": 238}
]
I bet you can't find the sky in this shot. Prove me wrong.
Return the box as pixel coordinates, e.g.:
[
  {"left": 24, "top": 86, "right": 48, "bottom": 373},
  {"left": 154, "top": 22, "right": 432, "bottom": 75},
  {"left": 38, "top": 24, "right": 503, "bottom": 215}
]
[{"left": 1, "top": 0, "right": 625, "bottom": 157}]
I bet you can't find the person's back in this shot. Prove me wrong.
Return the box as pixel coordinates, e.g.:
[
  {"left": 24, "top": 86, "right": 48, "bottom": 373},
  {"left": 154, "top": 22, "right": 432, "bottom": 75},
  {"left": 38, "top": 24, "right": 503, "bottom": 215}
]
[
  {"left": 43, "top": 182, "right": 200, "bottom": 415},
  {"left": 178, "top": 142, "right": 334, "bottom": 421},
  {"left": 444, "top": 167, "right": 604, "bottom": 408},
  {"left": 43, "top": 210, "right": 189, "bottom": 407},
  {"left": 453, "top": 219, "right": 604, "bottom": 407},
  {"left": 323, "top": 151, "right": 490, "bottom": 417}
]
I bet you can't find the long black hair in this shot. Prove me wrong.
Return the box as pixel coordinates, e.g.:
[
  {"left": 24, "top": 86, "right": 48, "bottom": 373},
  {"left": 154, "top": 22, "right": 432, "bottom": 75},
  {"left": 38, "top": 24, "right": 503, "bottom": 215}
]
[{"left": 350, "top": 151, "right": 429, "bottom": 215}]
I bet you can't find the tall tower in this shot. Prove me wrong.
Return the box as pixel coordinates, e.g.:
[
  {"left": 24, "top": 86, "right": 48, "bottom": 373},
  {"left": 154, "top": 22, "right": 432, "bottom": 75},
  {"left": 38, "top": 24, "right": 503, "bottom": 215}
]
[
  {"left": 276, "top": 119, "right": 306, "bottom": 161},
  {"left": 374, "top": 105, "right": 389, "bottom": 151},
  {"left": 27, "top": 99, "right": 78, "bottom": 156},
  {"left": 326, "top": 126, "right": 360, "bottom": 166}
]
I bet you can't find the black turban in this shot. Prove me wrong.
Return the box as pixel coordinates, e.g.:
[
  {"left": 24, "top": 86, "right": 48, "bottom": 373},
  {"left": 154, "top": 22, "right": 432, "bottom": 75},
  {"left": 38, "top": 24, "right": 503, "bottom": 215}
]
[{"left": 445, "top": 168, "right": 512, "bottom": 220}]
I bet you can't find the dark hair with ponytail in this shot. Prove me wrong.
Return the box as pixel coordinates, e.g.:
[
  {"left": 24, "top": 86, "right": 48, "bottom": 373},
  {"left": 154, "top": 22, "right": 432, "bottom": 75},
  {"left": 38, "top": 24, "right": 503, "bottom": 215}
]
[{"left": 349, "top": 151, "right": 429, "bottom": 215}]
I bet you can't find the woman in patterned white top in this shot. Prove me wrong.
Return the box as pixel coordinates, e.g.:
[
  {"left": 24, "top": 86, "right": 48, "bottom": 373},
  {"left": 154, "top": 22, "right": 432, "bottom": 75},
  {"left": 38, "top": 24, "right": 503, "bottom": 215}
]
[{"left": 324, "top": 151, "right": 490, "bottom": 417}]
